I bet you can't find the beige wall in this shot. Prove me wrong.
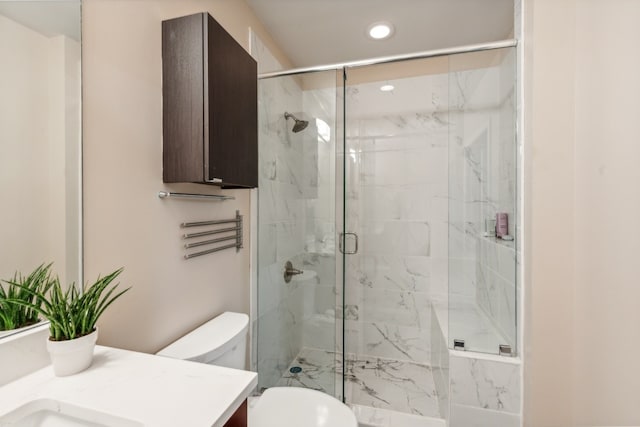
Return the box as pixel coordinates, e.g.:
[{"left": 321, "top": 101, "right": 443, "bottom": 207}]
[
  {"left": 0, "top": 15, "right": 51, "bottom": 280},
  {"left": 523, "top": 1, "right": 576, "bottom": 424},
  {"left": 0, "top": 16, "right": 80, "bottom": 285},
  {"left": 572, "top": 0, "right": 640, "bottom": 424},
  {"left": 524, "top": 0, "right": 640, "bottom": 425},
  {"left": 83, "top": 0, "right": 289, "bottom": 354}
]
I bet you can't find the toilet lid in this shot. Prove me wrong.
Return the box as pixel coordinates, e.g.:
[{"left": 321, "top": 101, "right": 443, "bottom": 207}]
[{"left": 156, "top": 312, "right": 248, "bottom": 363}]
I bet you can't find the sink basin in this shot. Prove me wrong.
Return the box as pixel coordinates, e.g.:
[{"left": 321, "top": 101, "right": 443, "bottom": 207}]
[{"left": 0, "top": 399, "right": 143, "bottom": 427}]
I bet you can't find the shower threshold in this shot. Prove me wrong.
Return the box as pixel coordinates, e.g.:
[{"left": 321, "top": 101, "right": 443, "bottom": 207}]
[{"left": 276, "top": 347, "right": 445, "bottom": 427}]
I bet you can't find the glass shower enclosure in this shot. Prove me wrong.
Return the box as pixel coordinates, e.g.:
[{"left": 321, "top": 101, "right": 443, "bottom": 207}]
[
  {"left": 256, "top": 44, "right": 518, "bottom": 420},
  {"left": 256, "top": 68, "right": 342, "bottom": 396}
]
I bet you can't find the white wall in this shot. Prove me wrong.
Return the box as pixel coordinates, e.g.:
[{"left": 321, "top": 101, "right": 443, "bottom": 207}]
[
  {"left": 82, "top": 0, "right": 290, "bottom": 354},
  {"left": 524, "top": 0, "right": 640, "bottom": 425}
]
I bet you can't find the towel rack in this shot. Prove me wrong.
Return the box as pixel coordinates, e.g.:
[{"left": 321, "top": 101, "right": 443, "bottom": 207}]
[
  {"left": 182, "top": 210, "right": 243, "bottom": 259},
  {"left": 158, "top": 191, "right": 235, "bottom": 201}
]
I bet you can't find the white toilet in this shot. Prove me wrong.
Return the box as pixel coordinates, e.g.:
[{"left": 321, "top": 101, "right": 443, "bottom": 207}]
[{"left": 156, "top": 312, "right": 357, "bottom": 427}]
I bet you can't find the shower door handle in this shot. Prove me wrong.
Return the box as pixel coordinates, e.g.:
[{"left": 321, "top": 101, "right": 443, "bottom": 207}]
[{"left": 339, "top": 232, "right": 358, "bottom": 255}]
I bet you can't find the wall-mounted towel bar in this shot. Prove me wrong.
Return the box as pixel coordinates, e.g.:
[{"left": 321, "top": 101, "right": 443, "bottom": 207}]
[
  {"left": 182, "top": 217, "right": 240, "bottom": 228},
  {"left": 183, "top": 226, "right": 240, "bottom": 239},
  {"left": 184, "top": 235, "right": 237, "bottom": 249},
  {"left": 184, "top": 243, "right": 240, "bottom": 259},
  {"left": 182, "top": 210, "right": 243, "bottom": 259},
  {"left": 158, "top": 191, "right": 235, "bottom": 201}
]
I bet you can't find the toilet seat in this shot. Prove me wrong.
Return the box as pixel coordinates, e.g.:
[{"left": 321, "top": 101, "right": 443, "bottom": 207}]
[{"left": 249, "top": 387, "right": 357, "bottom": 427}]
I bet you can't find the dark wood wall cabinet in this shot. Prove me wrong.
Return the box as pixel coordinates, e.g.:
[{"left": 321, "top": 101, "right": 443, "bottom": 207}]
[{"left": 162, "top": 13, "right": 258, "bottom": 188}]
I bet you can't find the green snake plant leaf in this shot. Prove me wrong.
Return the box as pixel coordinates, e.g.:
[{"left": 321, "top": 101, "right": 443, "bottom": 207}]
[
  {"left": 0, "top": 264, "right": 55, "bottom": 331},
  {"left": 4, "top": 267, "right": 129, "bottom": 341}
]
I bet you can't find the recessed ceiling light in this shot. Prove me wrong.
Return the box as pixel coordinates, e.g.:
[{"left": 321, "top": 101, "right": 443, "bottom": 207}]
[
  {"left": 380, "top": 84, "right": 395, "bottom": 92},
  {"left": 367, "top": 22, "right": 394, "bottom": 40}
]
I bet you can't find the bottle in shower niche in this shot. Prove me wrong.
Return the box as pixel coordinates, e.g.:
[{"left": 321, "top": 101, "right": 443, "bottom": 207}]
[
  {"left": 496, "top": 212, "right": 508, "bottom": 238},
  {"left": 484, "top": 219, "right": 497, "bottom": 237}
]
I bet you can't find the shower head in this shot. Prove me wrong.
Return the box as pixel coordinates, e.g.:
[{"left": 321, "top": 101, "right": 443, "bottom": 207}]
[{"left": 284, "top": 112, "right": 309, "bottom": 133}]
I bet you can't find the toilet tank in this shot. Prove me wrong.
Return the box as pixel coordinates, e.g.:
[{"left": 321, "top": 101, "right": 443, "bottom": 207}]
[{"left": 156, "top": 312, "right": 249, "bottom": 370}]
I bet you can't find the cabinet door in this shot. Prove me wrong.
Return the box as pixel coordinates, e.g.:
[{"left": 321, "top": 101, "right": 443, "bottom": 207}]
[
  {"left": 162, "top": 13, "right": 205, "bottom": 183},
  {"left": 205, "top": 14, "right": 257, "bottom": 188}
]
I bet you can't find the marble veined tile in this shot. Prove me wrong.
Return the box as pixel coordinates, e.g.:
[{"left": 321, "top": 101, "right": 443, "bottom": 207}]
[
  {"left": 450, "top": 355, "right": 521, "bottom": 414},
  {"left": 301, "top": 311, "right": 336, "bottom": 352},
  {"left": 346, "top": 355, "right": 440, "bottom": 418},
  {"left": 354, "top": 112, "right": 449, "bottom": 139},
  {"left": 274, "top": 348, "right": 442, "bottom": 420},
  {"left": 355, "top": 133, "right": 447, "bottom": 154},
  {"left": 448, "top": 298, "right": 507, "bottom": 354},
  {"left": 276, "top": 347, "right": 338, "bottom": 395},
  {"left": 351, "top": 404, "right": 445, "bottom": 427},
  {"left": 361, "top": 321, "right": 430, "bottom": 364},
  {"left": 353, "top": 254, "right": 431, "bottom": 293},
  {"left": 359, "top": 220, "right": 430, "bottom": 257},
  {"left": 449, "top": 404, "right": 520, "bottom": 427},
  {"left": 359, "top": 288, "right": 430, "bottom": 329}
]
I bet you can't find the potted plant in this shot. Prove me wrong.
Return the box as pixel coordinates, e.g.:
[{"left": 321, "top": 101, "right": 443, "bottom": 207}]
[
  {"left": 7, "top": 267, "right": 130, "bottom": 376},
  {"left": 0, "top": 263, "right": 54, "bottom": 337}
]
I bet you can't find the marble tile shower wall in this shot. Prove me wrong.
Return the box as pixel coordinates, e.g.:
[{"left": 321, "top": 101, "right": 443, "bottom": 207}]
[
  {"left": 448, "top": 50, "right": 517, "bottom": 350},
  {"left": 477, "top": 50, "right": 517, "bottom": 349},
  {"left": 431, "top": 309, "right": 450, "bottom": 421},
  {"left": 254, "top": 32, "right": 311, "bottom": 389},
  {"left": 344, "top": 74, "right": 449, "bottom": 369},
  {"left": 448, "top": 64, "right": 498, "bottom": 302},
  {"left": 254, "top": 32, "right": 339, "bottom": 391},
  {"left": 440, "top": 46, "right": 521, "bottom": 427},
  {"left": 257, "top": 72, "right": 307, "bottom": 390},
  {"left": 300, "top": 86, "right": 338, "bottom": 355},
  {"left": 449, "top": 355, "right": 521, "bottom": 427}
]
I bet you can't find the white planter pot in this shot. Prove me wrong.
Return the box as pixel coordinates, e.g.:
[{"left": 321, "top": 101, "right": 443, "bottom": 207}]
[{"left": 46, "top": 329, "right": 98, "bottom": 376}]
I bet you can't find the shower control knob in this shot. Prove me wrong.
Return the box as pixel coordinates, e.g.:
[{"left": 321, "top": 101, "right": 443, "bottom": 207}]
[{"left": 284, "top": 261, "right": 304, "bottom": 283}]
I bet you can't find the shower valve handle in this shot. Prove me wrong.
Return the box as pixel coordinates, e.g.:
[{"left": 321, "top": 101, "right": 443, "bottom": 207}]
[{"left": 284, "top": 261, "right": 303, "bottom": 283}]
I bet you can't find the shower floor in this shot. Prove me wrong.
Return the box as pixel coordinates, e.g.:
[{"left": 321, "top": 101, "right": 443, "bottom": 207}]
[
  {"left": 276, "top": 347, "right": 337, "bottom": 393},
  {"left": 276, "top": 347, "right": 444, "bottom": 426}
]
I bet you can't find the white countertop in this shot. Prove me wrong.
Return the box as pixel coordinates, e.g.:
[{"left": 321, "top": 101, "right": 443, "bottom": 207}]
[{"left": 0, "top": 345, "right": 257, "bottom": 426}]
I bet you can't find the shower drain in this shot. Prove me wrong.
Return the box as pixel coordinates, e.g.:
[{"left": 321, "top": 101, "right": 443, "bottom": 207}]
[{"left": 289, "top": 366, "right": 302, "bottom": 374}]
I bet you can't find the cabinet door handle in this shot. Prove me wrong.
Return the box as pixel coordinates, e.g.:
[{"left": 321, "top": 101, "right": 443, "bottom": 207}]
[{"left": 206, "top": 177, "right": 223, "bottom": 183}]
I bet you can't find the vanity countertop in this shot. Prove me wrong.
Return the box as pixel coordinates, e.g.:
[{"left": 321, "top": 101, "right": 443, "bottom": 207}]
[{"left": 0, "top": 345, "right": 257, "bottom": 426}]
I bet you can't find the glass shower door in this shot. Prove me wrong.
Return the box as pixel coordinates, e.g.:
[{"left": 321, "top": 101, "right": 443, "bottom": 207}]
[
  {"left": 447, "top": 47, "right": 518, "bottom": 355},
  {"left": 341, "top": 58, "right": 450, "bottom": 418},
  {"left": 256, "top": 69, "right": 341, "bottom": 397}
]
